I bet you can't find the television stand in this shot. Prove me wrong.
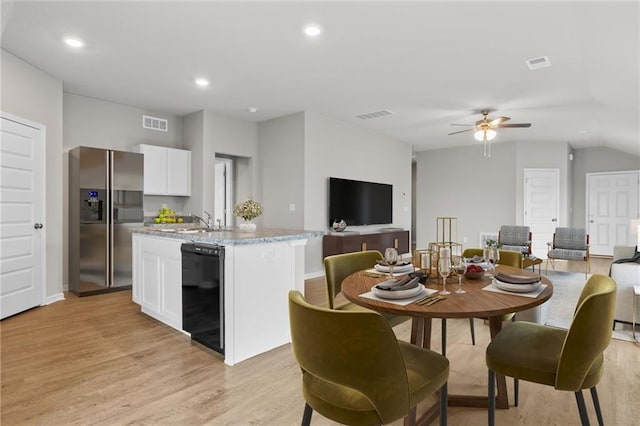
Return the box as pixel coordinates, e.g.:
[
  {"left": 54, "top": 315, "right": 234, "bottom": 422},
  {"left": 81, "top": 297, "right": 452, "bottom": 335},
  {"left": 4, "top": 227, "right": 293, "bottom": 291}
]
[{"left": 323, "top": 229, "right": 409, "bottom": 258}]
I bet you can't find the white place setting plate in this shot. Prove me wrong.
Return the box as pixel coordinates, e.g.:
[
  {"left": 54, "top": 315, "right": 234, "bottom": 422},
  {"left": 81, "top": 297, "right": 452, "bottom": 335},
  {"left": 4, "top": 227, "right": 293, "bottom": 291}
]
[
  {"left": 374, "top": 263, "right": 415, "bottom": 273},
  {"left": 372, "top": 284, "right": 425, "bottom": 299},
  {"left": 493, "top": 278, "right": 542, "bottom": 293}
]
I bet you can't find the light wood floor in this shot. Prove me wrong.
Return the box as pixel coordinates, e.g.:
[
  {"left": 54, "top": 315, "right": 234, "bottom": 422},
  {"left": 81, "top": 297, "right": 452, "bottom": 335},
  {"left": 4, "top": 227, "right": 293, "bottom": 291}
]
[{"left": 2, "top": 257, "right": 638, "bottom": 425}]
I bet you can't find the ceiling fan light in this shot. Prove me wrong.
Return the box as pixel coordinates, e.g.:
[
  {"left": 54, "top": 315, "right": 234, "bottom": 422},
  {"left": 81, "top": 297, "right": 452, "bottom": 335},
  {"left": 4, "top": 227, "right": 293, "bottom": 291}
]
[
  {"left": 474, "top": 130, "right": 485, "bottom": 141},
  {"left": 486, "top": 129, "right": 497, "bottom": 141}
]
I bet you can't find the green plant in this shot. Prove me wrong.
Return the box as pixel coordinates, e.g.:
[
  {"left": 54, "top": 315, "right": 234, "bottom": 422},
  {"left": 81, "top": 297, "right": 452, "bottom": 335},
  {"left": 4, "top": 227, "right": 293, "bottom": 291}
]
[
  {"left": 485, "top": 239, "right": 503, "bottom": 248},
  {"left": 233, "top": 198, "right": 263, "bottom": 221}
]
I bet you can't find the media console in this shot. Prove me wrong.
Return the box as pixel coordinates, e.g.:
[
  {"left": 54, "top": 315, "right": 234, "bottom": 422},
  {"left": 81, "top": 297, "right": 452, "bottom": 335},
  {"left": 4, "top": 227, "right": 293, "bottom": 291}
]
[{"left": 322, "top": 229, "right": 410, "bottom": 258}]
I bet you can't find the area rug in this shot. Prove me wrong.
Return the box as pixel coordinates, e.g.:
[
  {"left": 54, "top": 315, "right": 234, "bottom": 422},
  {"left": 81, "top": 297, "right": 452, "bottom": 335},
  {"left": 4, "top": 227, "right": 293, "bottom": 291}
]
[{"left": 544, "top": 270, "right": 635, "bottom": 342}]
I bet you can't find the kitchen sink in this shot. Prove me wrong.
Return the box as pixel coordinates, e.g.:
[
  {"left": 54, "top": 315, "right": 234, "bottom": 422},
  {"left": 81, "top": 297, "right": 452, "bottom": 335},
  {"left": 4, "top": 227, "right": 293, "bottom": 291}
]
[{"left": 176, "top": 228, "right": 214, "bottom": 234}]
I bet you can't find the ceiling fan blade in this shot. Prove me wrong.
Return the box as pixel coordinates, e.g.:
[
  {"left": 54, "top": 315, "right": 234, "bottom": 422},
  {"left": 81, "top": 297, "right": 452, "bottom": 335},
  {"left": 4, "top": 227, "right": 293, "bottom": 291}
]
[
  {"left": 496, "top": 123, "right": 532, "bottom": 128},
  {"left": 489, "top": 116, "right": 510, "bottom": 126},
  {"left": 450, "top": 123, "right": 474, "bottom": 126},
  {"left": 448, "top": 128, "right": 475, "bottom": 136}
]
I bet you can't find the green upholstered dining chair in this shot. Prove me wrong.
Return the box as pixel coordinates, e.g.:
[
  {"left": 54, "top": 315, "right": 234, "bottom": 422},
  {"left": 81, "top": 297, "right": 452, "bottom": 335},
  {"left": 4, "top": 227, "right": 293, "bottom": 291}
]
[
  {"left": 288, "top": 290, "right": 450, "bottom": 426},
  {"left": 486, "top": 274, "right": 616, "bottom": 426},
  {"left": 324, "top": 250, "right": 409, "bottom": 327},
  {"left": 460, "top": 248, "right": 523, "bottom": 346}
]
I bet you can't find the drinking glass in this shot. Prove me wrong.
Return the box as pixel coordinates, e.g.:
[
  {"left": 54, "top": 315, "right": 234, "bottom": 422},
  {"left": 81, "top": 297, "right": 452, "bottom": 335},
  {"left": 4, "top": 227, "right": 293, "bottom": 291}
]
[
  {"left": 384, "top": 248, "right": 399, "bottom": 279},
  {"left": 483, "top": 247, "right": 493, "bottom": 278},
  {"left": 453, "top": 256, "right": 467, "bottom": 294},
  {"left": 438, "top": 257, "right": 451, "bottom": 295},
  {"left": 488, "top": 247, "right": 500, "bottom": 276}
]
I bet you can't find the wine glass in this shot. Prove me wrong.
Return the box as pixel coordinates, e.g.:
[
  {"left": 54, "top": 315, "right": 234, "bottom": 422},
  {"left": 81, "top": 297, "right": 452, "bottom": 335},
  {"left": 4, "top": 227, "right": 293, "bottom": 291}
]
[
  {"left": 453, "top": 256, "right": 467, "bottom": 294},
  {"left": 483, "top": 247, "right": 493, "bottom": 278},
  {"left": 384, "top": 248, "right": 399, "bottom": 279},
  {"left": 438, "top": 257, "right": 451, "bottom": 295},
  {"left": 488, "top": 247, "right": 500, "bottom": 277}
]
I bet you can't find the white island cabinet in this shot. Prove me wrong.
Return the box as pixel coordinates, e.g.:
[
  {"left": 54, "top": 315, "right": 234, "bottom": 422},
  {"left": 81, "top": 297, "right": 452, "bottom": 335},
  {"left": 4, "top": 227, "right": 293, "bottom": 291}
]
[
  {"left": 131, "top": 227, "right": 323, "bottom": 366},
  {"left": 132, "top": 234, "right": 184, "bottom": 330}
]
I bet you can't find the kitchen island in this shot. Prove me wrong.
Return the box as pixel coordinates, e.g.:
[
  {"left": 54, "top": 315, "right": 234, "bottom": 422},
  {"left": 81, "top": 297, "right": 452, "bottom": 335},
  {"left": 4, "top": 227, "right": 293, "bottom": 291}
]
[{"left": 131, "top": 226, "right": 323, "bottom": 366}]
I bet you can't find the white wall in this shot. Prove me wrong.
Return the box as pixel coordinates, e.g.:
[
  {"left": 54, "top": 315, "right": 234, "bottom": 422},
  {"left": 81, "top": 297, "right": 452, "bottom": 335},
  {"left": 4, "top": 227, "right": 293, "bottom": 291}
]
[
  {"left": 304, "top": 111, "right": 413, "bottom": 275},
  {"left": 415, "top": 142, "right": 518, "bottom": 250},
  {"left": 203, "top": 112, "right": 259, "bottom": 226},
  {"left": 183, "top": 111, "right": 259, "bottom": 225},
  {"left": 258, "top": 112, "right": 305, "bottom": 229},
  {"left": 415, "top": 140, "right": 576, "bottom": 253},
  {"left": 182, "top": 111, "right": 205, "bottom": 215},
  {"left": 571, "top": 146, "right": 640, "bottom": 226},
  {"left": 1, "top": 49, "right": 64, "bottom": 297}
]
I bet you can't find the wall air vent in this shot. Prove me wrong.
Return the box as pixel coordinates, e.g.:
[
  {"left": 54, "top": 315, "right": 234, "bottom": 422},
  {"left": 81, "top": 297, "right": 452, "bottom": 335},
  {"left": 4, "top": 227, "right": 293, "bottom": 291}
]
[
  {"left": 142, "top": 115, "right": 168, "bottom": 132},
  {"left": 526, "top": 56, "right": 551, "bottom": 70},
  {"left": 355, "top": 109, "right": 396, "bottom": 120}
]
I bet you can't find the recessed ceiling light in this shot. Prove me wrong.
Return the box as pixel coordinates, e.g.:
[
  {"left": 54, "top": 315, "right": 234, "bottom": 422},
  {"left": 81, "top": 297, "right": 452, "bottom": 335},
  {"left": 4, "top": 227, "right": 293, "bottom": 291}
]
[
  {"left": 64, "top": 37, "right": 84, "bottom": 48},
  {"left": 303, "top": 24, "right": 322, "bottom": 37},
  {"left": 248, "top": 107, "right": 258, "bottom": 113},
  {"left": 194, "top": 78, "right": 210, "bottom": 87}
]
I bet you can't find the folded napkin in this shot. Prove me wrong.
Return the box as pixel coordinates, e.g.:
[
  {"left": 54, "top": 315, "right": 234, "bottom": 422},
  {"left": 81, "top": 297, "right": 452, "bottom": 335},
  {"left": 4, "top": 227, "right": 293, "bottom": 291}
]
[
  {"left": 376, "top": 260, "right": 412, "bottom": 267},
  {"left": 375, "top": 276, "right": 420, "bottom": 291},
  {"left": 495, "top": 272, "right": 540, "bottom": 285},
  {"left": 467, "top": 255, "right": 484, "bottom": 263}
]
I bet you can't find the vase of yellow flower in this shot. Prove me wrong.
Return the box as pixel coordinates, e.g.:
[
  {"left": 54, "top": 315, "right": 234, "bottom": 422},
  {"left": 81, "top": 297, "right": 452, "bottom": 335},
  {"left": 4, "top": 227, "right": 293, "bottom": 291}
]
[{"left": 233, "top": 198, "right": 263, "bottom": 232}]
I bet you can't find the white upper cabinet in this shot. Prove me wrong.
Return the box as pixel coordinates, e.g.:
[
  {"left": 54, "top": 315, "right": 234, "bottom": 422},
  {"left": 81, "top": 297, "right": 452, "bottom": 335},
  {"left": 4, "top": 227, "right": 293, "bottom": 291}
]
[{"left": 135, "top": 144, "right": 191, "bottom": 196}]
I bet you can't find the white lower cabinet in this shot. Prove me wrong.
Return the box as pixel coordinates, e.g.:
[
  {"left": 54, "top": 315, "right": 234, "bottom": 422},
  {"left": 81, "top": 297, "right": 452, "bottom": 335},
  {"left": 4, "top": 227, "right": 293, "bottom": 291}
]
[{"left": 133, "top": 234, "right": 184, "bottom": 331}]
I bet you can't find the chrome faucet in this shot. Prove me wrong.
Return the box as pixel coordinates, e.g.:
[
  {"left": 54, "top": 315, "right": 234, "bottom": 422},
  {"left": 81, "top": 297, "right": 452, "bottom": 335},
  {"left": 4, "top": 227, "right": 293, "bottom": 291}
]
[
  {"left": 189, "top": 212, "right": 212, "bottom": 228},
  {"left": 204, "top": 211, "right": 213, "bottom": 227}
]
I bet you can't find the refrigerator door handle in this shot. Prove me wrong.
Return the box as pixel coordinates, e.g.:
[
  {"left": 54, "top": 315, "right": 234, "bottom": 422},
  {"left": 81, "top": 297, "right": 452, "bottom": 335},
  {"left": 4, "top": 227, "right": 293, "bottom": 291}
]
[{"left": 107, "top": 150, "right": 113, "bottom": 287}]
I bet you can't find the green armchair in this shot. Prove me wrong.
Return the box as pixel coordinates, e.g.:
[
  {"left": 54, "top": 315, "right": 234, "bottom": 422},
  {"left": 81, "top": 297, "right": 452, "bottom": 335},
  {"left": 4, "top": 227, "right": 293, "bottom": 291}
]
[
  {"left": 461, "top": 248, "right": 523, "bottom": 346},
  {"left": 288, "top": 290, "right": 450, "bottom": 426},
  {"left": 324, "top": 250, "right": 409, "bottom": 327},
  {"left": 486, "top": 274, "right": 616, "bottom": 425}
]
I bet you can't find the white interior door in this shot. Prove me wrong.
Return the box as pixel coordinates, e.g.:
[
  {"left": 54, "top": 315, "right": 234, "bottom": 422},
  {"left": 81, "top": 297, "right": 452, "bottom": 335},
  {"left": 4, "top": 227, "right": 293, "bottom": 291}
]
[
  {"left": 587, "top": 171, "right": 639, "bottom": 256},
  {"left": 0, "top": 114, "right": 45, "bottom": 319},
  {"left": 214, "top": 158, "right": 233, "bottom": 227},
  {"left": 524, "top": 169, "right": 560, "bottom": 259}
]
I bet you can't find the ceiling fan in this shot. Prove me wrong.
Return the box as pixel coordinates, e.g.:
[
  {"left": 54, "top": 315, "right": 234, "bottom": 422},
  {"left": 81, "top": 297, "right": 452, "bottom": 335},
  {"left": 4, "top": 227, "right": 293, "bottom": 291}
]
[{"left": 448, "top": 109, "right": 532, "bottom": 157}]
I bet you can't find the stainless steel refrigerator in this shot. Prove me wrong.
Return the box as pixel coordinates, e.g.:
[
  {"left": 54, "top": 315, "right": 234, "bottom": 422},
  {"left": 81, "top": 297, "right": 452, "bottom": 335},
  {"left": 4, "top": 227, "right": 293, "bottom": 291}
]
[{"left": 69, "top": 146, "right": 144, "bottom": 296}]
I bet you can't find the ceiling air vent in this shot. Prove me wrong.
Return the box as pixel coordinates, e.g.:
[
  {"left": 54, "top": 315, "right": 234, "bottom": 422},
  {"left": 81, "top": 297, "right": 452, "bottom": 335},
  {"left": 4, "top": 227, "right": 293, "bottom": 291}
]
[
  {"left": 526, "top": 56, "right": 551, "bottom": 70},
  {"left": 355, "top": 109, "right": 396, "bottom": 120},
  {"left": 142, "top": 115, "right": 168, "bottom": 132}
]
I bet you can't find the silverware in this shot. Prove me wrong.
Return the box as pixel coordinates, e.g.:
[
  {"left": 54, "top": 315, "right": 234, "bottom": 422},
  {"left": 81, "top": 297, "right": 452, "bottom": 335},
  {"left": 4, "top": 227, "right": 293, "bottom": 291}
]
[
  {"left": 365, "top": 271, "right": 387, "bottom": 278},
  {"left": 414, "top": 293, "right": 440, "bottom": 305},
  {"left": 423, "top": 296, "right": 446, "bottom": 306},
  {"left": 417, "top": 295, "right": 446, "bottom": 306}
]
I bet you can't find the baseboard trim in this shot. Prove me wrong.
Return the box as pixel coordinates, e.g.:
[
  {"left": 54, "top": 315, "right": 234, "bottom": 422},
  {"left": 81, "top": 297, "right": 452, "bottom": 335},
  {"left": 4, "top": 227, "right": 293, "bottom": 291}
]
[
  {"left": 305, "top": 270, "right": 325, "bottom": 280},
  {"left": 43, "top": 293, "right": 65, "bottom": 305}
]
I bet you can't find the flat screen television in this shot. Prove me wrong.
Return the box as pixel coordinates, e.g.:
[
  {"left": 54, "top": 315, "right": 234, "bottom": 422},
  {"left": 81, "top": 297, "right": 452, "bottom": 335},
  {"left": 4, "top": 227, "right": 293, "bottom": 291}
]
[{"left": 329, "top": 177, "right": 392, "bottom": 226}]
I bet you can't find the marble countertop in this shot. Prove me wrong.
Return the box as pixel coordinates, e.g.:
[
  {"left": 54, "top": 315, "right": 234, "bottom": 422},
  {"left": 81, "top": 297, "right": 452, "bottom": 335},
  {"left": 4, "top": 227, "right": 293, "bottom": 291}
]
[{"left": 131, "top": 225, "right": 323, "bottom": 245}]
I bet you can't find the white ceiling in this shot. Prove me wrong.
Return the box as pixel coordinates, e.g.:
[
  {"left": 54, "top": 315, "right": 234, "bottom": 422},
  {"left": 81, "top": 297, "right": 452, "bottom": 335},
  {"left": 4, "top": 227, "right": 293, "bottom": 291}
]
[{"left": 2, "top": 1, "right": 639, "bottom": 155}]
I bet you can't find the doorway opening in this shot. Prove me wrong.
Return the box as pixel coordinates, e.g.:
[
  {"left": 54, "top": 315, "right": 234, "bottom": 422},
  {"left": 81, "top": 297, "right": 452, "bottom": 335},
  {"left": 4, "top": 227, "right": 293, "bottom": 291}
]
[{"left": 214, "top": 157, "right": 233, "bottom": 227}]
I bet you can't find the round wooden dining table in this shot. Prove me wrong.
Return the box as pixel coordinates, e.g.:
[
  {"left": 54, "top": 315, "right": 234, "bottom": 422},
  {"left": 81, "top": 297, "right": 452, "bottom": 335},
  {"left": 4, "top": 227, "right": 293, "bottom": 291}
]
[{"left": 341, "top": 264, "right": 553, "bottom": 416}]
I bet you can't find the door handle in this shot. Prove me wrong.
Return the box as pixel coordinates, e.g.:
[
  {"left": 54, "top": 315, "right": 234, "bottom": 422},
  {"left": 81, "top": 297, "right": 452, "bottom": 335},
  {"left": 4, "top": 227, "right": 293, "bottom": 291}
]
[
  {"left": 589, "top": 220, "right": 594, "bottom": 223},
  {"left": 551, "top": 218, "right": 557, "bottom": 222},
  {"left": 34, "top": 223, "right": 44, "bottom": 229}
]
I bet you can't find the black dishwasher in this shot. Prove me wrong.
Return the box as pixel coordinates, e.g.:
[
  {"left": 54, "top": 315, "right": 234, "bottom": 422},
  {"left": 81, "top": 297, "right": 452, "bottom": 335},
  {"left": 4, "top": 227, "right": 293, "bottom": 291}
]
[{"left": 181, "top": 243, "right": 224, "bottom": 354}]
